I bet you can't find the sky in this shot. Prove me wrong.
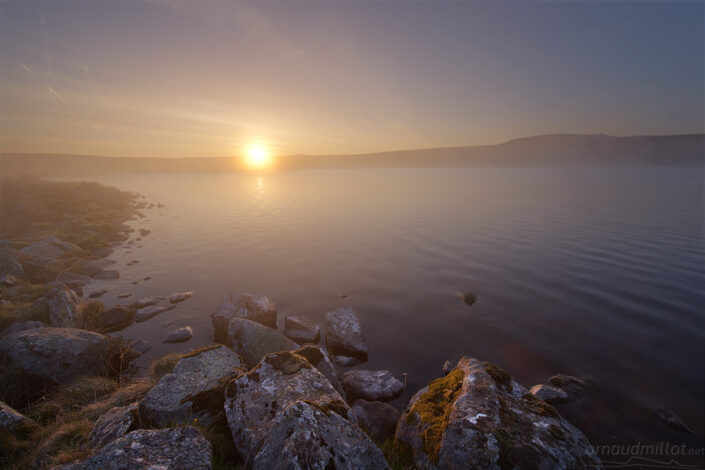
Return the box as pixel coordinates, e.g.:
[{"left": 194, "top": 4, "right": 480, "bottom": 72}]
[{"left": 0, "top": 1, "right": 703, "bottom": 158}]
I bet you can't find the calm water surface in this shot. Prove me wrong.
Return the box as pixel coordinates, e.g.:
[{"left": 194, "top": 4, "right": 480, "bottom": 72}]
[{"left": 65, "top": 167, "right": 704, "bottom": 450}]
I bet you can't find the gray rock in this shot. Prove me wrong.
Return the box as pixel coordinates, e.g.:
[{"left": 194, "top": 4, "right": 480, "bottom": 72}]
[
  {"left": 655, "top": 407, "right": 692, "bottom": 433},
  {"left": 0, "top": 327, "right": 109, "bottom": 385},
  {"left": 530, "top": 384, "right": 569, "bottom": 404},
  {"left": 88, "top": 288, "right": 108, "bottom": 298},
  {"left": 134, "top": 304, "right": 173, "bottom": 322},
  {"left": 139, "top": 345, "right": 245, "bottom": 427},
  {"left": 325, "top": 307, "right": 368, "bottom": 363},
  {"left": 212, "top": 293, "right": 277, "bottom": 341},
  {"left": 93, "top": 305, "right": 134, "bottom": 333},
  {"left": 55, "top": 426, "right": 212, "bottom": 470},
  {"left": 352, "top": 399, "right": 400, "bottom": 441},
  {"left": 0, "top": 248, "right": 24, "bottom": 279},
  {"left": 396, "top": 357, "right": 601, "bottom": 470},
  {"left": 84, "top": 402, "right": 139, "bottom": 449},
  {"left": 20, "top": 236, "right": 84, "bottom": 266},
  {"left": 116, "top": 293, "right": 132, "bottom": 299},
  {"left": 134, "top": 296, "right": 165, "bottom": 308},
  {"left": 332, "top": 355, "right": 361, "bottom": 367},
  {"left": 342, "top": 369, "right": 404, "bottom": 402},
  {"left": 226, "top": 317, "right": 298, "bottom": 368},
  {"left": 549, "top": 374, "right": 590, "bottom": 401},
  {"left": 56, "top": 272, "right": 90, "bottom": 290},
  {"left": 169, "top": 291, "right": 193, "bottom": 304},
  {"left": 0, "top": 320, "right": 47, "bottom": 337},
  {"left": 284, "top": 314, "right": 321, "bottom": 344},
  {"left": 94, "top": 269, "right": 119, "bottom": 280},
  {"left": 129, "top": 338, "right": 151, "bottom": 355},
  {"left": 0, "top": 400, "right": 35, "bottom": 431},
  {"left": 162, "top": 326, "right": 193, "bottom": 343},
  {"left": 252, "top": 401, "right": 390, "bottom": 470},
  {"left": 33, "top": 285, "right": 87, "bottom": 328},
  {"left": 294, "top": 344, "right": 345, "bottom": 397},
  {"left": 224, "top": 350, "right": 351, "bottom": 460},
  {"left": 80, "top": 257, "right": 116, "bottom": 277}
]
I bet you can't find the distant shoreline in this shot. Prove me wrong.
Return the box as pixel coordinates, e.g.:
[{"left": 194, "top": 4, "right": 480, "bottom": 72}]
[{"left": 1, "top": 133, "right": 703, "bottom": 177}]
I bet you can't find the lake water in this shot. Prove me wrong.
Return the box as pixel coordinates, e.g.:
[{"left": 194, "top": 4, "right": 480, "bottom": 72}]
[{"left": 65, "top": 167, "right": 704, "bottom": 453}]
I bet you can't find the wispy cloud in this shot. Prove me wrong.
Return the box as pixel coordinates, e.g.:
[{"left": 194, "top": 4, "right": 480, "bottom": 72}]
[
  {"left": 46, "top": 86, "right": 65, "bottom": 103},
  {"left": 17, "top": 61, "right": 35, "bottom": 76}
]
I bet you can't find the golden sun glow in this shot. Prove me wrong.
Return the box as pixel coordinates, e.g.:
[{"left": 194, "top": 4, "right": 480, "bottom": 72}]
[{"left": 244, "top": 144, "right": 272, "bottom": 170}]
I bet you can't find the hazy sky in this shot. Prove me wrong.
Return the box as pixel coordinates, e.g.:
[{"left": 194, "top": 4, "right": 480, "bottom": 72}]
[{"left": 0, "top": 1, "right": 702, "bottom": 157}]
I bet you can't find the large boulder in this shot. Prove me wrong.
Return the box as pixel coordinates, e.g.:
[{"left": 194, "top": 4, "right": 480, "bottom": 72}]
[
  {"left": 252, "top": 401, "right": 390, "bottom": 470},
  {"left": 0, "top": 248, "right": 24, "bottom": 279},
  {"left": 396, "top": 357, "right": 601, "bottom": 470},
  {"left": 284, "top": 314, "right": 321, "bottom": 344},
  {"left": 352, "top": 399, "right": 400, "bottom": 441},
  {"left": 139, "top": 345, "right": 245, "bottom": 427},
  {"left": 226, "top": 317, "right": 298, "bottom": 368},
  {"left": 342, "top": 369, "right": 404, "bottom": 402},
  {"left": 0, "top": 327, "right": 109, "bottom": 385},
  {"left": 0, "top": 400, "right": 35, "bottom": 431},
  {"left": 212, "top": 292, "right": 277, "bottom": 342},
  {"left": 84, "top": 402, "right": 139, "bottom": 449},
  {"left": 0, "top": 320, "right": 47, "bottom": 337},
  {"left": 20, "top": 236, "right": 85, "bottom": 267},
  {"left": 294, "top": 344, "right": 345, "bottom": 397},
  {"left": 224, "top": 350, "right": 351, "bottom": 460},
  {"left": 325, "top": 307, "right": 368, "bottom": 365},
  {"left": 55, "top": 426, "right": 212, "bottom": 470}
]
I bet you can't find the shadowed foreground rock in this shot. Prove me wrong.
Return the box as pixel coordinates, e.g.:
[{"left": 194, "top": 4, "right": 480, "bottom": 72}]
[
  {"left": 226, "top": 317, "right": 297, "bottom": 367},
  {"left": 0, "top": 400, "right": 35, "bottom": 431},
  {"left": 396, "top": 357, "right": 602, "bottom": 470},
  {"left": 325, "top": 307, "right": 368, "bottom": 364},
  {"left": 294, "top": 344, "right": 345, "bottom": 397},
  {"left": 140, "top": 345, "right": 245, "bottom": 427},
  {"left": 56, "top": 426, "right": 212, "bottom": 470},
  {"left": 352, "top": 399, "right": 400, "bottom": 441},
  {"left": 0, "top": 327, "right": 109, "bottom": 385},
  {"left": 84, "top": 402, "right": 139, "bottom": 449}
]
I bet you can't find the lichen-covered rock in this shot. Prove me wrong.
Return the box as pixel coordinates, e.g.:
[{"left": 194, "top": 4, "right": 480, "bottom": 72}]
[
  {"left": 224, "top": 350, "right": 351, "bottom": 460},
  {"left": 0, "top": 327, "right": 109, "bottom": 385},
  {"left": 162, "top": 326, "right": 193, "bottom": 343},
  {"left": 396, "top": 357, "right": 602, "bottom": 470},
  {"left": 284, "top": 314, "right": 321, "bottom": 344},
  {"left": 139, "top": 345, "right": 245, "bottom": 427},
  {"left": 252, "top": 401, "right": 390, "bottom": 470},
  {"left": 134, "top": 304, "right": 173, "bottom": 322},
  {"left": 342, "top": 369, "right": 404, "bottom": 402},
  {"left": 31, "top": 284, "right": 87, "bottom": 328},
  {"left": 169, "top": 291, "right": 193, "bottom": 304},
  {"left": 212, "top": 293, "right": 277, "bottom": 341},
  {"left": 294, "top": 344, "right": 345, "bottom": 397},
  {"left": 530, "top": 384, "right": 569, "bottom": 404},
  {"left": 55, "top": 426, "right": 212, "bottom": 470},
  {"left": 325, "top": 307, "right": 368, "bottom": 364},
  {"left": 0, "top": 320, "right": 47, "bottom": 337},
  {"left": 0, "top": 400, "right": 35, "bottom": 431},
  {"left": 352, "top": 399, "right": 400, "bottom": 441},
  {"left": 226, "top": 317, "right": 297, "bottom": 367},
  {"left": 84, "top": 402, "right": 139, "bottom": 449}
]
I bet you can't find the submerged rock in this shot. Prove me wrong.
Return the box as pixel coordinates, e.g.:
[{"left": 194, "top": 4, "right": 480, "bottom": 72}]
[
  {"left": 549, "top": 374, "right": 591, "bottom": 402},
  {"left": 0, "top": 320, "right": 47, "bottom": 337},
  {"left": 56, "top": 426, "right": 212, "bottom": 470},
  {"left": 128, "top": 338, "right": 151, "bottom": 356},
  {"left": 396, "top": 357, "right": 601, "bottom": 470},
  {"left": 162, "top": 326, "right": 193, "bottom": 343},
  {"left": 224, "top": 350, "right": 353, "bottom": 460},
  {"left": 461, "top": 291, "right": 478, "bottom": 306},
  {"left": 134, "top": 304, "right": 173, "bottom": 322},
  {"left": 88, "top": 288, "right": 108, "bottom": 298},
  {"left": 0, "top": 327, "right": 109, "bottom": 385},
  {"left": 352, "top": 399, "right": 400, "bottom": 441},
  {"left": 342, "top": 369, "right": 404, "bottom": 402},
  {"left": 655, "top": 407, "right": 692, "bottom": 433},
  {"left": 139, "top": 345, "right": 245, "bottom": 427},
  {"left": 252, "top": 401, "right": 390, "bottom": 470},
  {"left": 169, "top": 291, "right": 193, "bottom": 304},
  {"left": 85, "top": 402, "right": 139, "bottom": 449},
  {"left": 94, "top": 269, "right": 119, "bottom": 280},
  {"left": 212, "top": 292, "right": 277, "bottom": 340},
  {"left": 284, "top": 313, "right": 321, "bottom": 344},
  {"left": 530, "top": 384, "right": 569, "bottom": 404},
  {"left": 0, "top": 400, "right": 35, "bottom": 431},
  {"left": 134, "top": 296, "right": 165, "bottom": 308},
  {"left": 442, "top": 360, "right": 454, "bottom": 376},
  {"left": 226, "top": 317, "right": 298, "bottom": 368},
  {"left": 325, "top": 307, "right": 368, "bottom": 364}
]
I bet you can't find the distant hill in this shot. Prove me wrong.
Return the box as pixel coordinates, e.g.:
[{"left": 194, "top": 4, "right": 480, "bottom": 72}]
[{"left": 1, "top": 133, "right": 702, "bottom": 177}]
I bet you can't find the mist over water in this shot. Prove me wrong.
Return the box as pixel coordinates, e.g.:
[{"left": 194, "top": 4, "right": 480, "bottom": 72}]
[{"left": 66, "top": 166, "right": 704, "bottom": 447}]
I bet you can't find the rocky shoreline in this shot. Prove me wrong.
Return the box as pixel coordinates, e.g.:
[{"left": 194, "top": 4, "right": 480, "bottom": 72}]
[{"left": 0, "top": 177, "right": 606, "bottom": 469}]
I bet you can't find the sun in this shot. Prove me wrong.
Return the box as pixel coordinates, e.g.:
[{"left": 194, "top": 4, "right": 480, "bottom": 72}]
[{"left": 244, "top": 144, "right": 272, "bottom": 170}]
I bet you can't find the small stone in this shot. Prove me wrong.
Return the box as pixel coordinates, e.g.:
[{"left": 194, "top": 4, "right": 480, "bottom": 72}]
[
  {"left": 94, "top": 270, "right": 120, "bottom": 280},
  {"left": 116, "top": 293, "right": 132, "bottom": 299},
  {"left": 135, "top": 305, "right": 173, "bottom": 322},
  {"left": 461, "top": 291, "right": 478, "bottom": 306},
  {"left": 530, "top": 384, "right": 569, "bottom": 404},
  {"left": 284, "top": 314, "right": 321, "bottom": 344},
  {"left": 134, "top": 296, "right": 165, "bottom": 308},
  {"left": 169, "top": 291, "right": 193, "bottom": 304},
  {"left": 442, "top": 360, "right": 454, "bottom": 376},
  {"left": 655, "top": 408, "right": 692, "bottom": 433},
  {"left": 88, "top": 289, "right": 108, "bottom": 298},
  {"left": 342, "top": 369, "right": 404, "bottom": 402},
  {"left": 139, "top": 229, "right": 151, "bottom": 236},
  {"left": 162, "top": 326, "right": 193, "bottom": 343},
  {"left": 129, "top": 338, "right": 151, "bottom": 355}
]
